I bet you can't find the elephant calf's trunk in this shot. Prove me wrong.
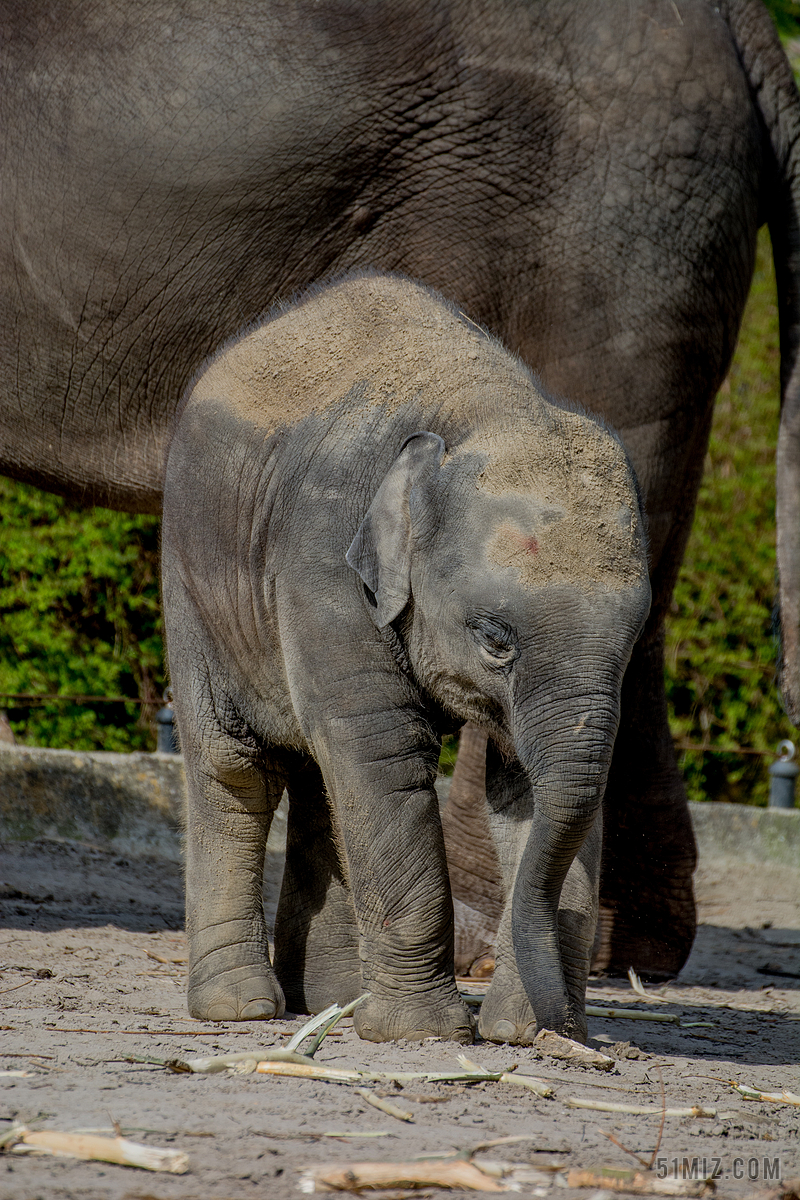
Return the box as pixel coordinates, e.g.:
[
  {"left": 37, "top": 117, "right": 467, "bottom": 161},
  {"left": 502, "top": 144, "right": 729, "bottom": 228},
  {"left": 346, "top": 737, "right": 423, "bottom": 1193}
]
[{"left": 511, "top": 795, "right": 601, "bottom": 1038}]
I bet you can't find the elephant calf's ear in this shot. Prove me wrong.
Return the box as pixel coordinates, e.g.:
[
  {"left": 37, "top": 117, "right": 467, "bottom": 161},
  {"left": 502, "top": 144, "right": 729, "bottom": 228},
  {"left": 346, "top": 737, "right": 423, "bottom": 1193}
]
[{"left": 346, "top": 432, "right": 445, "bottom": 628}]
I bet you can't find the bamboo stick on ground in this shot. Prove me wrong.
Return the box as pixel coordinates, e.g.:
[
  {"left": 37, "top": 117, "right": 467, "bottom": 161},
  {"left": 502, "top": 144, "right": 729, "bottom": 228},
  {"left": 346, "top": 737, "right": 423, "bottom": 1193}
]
[
  {"left": 285, "top": 1004, "right": 342, "bottom": 1053},
  {"left": 628, "top": 967, "right": 669, "bottom": 1003},
  {"left": 5, "top": 1126, "right": 188, "bottom": 1173},
  {"left": 457, "top": 1052, "right": 553, "bottom": 1095},
  {"left": 354, "top": 1087, "right": 415, "bottom": 1123},
  {"left": 256, "top": 1061, "right": 363, "bottom": 1083},
  {"left": 734, "top": 1085, "right": 800, "bottom": 1105},
  {"left": 566, "top": 1098, "right": 716, "bottom": 1117},
  {"left": 566, "top": 1168, "right": 713, "bottom": 1196},
  {"left": 298, "top": 1158, "right": 507, "bottom": 1193},
  {"left": 364, "top": 1068, "right": 507, "bottom": 1084},
  {"left": 500, "top": 1072, "right": 554, "bottom": 1098},
  {"left": 534, "top": 1029, "right": 616, "bottom": 1070},
  {"left": 586, "top": 1006, "right": 680, "bottom": 1024},
  {"left": 304, "top": 994, "right": 369, "bottom": 1056},
  {"left": 179, "top": 1048, "right": 317, "bottom": 1074},
  {"left": 253, "top": 1060, "right": 510, "bottom": 1086}
]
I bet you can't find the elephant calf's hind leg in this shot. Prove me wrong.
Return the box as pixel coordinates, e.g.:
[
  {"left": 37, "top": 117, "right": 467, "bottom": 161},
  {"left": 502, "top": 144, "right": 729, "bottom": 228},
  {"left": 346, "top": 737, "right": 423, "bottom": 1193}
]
[
  {"left": 273, "top": 759, "right": 362, "bottom": 1013},
  {"left": 184, "top": 744, "right": 286, "bottom": 1023}
]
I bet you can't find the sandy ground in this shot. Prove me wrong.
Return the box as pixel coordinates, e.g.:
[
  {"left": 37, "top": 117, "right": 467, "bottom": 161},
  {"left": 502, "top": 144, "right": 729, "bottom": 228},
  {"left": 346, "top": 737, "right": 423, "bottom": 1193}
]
[{"left": 0, "top": 839, "right": 797, "bottom": 1200}]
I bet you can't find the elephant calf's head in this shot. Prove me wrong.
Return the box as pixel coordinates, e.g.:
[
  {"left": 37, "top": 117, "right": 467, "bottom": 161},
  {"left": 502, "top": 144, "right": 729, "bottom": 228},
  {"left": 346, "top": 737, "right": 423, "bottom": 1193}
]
[{"left": 347, "top": 415, "right": 650, "bottom": 754}]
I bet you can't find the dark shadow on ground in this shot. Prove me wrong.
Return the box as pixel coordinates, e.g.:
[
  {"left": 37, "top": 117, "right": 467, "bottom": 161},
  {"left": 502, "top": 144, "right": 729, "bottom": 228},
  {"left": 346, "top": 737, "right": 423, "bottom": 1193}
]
[{"left": 0, "top": 838, "right": 184, "bottom": 933}]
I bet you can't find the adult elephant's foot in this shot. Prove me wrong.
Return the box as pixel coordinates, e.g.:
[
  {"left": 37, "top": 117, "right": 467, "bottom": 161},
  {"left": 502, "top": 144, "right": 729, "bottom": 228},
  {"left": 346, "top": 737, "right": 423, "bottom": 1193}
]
[
  {"left": 476, "top": 966, "right": 588, "bottom": 1045},
  {"left": 353, "top": 990, "right": 475, "bottom": 1043},
  {"left": 188, "top": 960, "right": 286, "bottom": 1022},
  {"left": 593, "top": 783, "right": 696, "bottom": 978}
]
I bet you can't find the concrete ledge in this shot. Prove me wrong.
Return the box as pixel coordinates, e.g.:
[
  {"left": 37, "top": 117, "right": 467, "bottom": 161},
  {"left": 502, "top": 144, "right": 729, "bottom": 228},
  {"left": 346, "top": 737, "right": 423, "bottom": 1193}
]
[
  {"left": 0, "top": 746, "right": 797, "bottom": 871},
  {"left": 0, "top": 744, "right": 291, "bottom": 862},
  {"left": 688, "top": 799, "right": 799, "bottom": 871},
  {"left": 0, "top": 745, "right": 187, "bottom": 861}
]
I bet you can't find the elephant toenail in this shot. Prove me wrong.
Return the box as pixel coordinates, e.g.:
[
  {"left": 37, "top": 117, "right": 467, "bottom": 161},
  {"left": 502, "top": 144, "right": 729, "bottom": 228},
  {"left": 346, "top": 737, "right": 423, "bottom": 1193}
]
[
  {"left": 490, "top": 1019, "right": 517, "bottom": 1042},
  {"left": 241, "top": 999, "right": 278, "bottom": 1020},
  {"left": 205, "top": 1004, "right": 236, "bottom": 1021}
]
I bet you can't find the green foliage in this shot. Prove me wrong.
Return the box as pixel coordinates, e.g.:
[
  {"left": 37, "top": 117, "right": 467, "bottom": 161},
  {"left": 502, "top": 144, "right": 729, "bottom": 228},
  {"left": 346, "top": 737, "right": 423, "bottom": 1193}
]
[
  {"left": 0, "top": 483, "right": 163, "bottom": 751},
  {"left": 664, "top": 228, "right": 792, "bottom": 804},
  {"left": 764, "top": 0, "right": 800, "bottom": 39},
  {"left": 439, "top": 733, "right": 459, "bottom": 776}
]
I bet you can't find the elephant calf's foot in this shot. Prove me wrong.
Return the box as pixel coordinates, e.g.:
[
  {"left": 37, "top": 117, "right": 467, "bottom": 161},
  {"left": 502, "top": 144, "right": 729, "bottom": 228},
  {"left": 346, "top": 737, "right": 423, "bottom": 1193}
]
[
  {"left": 478, "top": 983, "right": 538, "bottom": 1045},
  {"left": 188, "top": 963, "right": 286, "bottom": 1023},
  {"left": 354, "top": 991, "right": 475, "bottom": 1044}
]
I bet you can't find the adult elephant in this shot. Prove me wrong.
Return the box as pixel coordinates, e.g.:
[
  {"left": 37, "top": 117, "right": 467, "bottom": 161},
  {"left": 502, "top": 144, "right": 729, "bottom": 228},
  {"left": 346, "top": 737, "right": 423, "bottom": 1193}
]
[{"left": 1, "top": 0, "right": 798, "bottom": 982}]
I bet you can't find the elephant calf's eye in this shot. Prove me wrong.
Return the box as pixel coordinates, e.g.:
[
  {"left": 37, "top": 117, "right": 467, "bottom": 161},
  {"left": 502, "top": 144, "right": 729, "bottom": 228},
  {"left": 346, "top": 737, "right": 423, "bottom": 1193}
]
[{"left": 467, "top": 615, "right": 519, "bottom": 673}]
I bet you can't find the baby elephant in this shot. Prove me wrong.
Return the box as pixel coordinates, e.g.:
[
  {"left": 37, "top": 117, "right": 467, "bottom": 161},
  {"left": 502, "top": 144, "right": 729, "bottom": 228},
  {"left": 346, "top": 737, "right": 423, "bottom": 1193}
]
[{"left": 162, "top": 272, "right": 650, "bottom": 1044}]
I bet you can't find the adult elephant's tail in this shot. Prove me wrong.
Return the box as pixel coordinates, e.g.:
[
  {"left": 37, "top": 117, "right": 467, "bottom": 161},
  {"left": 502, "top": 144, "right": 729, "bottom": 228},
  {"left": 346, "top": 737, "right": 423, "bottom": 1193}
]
[{"left": 722, "top": 2, "right": 800, "bottom": 722}]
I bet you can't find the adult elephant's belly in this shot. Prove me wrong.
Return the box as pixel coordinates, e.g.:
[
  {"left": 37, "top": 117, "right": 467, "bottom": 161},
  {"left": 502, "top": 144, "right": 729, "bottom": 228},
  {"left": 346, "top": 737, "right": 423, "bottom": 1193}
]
[{"left": 0, "top": 0, "right": 759, "bottom": 523}]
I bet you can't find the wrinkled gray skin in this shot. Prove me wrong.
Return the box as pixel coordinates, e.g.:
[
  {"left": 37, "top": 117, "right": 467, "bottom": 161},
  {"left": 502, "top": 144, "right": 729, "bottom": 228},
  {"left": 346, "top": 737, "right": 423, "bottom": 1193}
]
[
  {"left": 2, "top": 0, "right": 800, "bottom": 979},
  {"left": 162, "top": 274, "right": 650, "bottom": 1044}
]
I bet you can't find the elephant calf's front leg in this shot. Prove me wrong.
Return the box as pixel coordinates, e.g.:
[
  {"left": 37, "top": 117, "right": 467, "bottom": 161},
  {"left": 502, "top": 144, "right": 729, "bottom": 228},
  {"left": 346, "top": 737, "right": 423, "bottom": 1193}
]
[
  {"left": 314, "top": 708, "right": 474, "bottom": 1044},
  {"left": 184, "top": 746, "right": 286, "bottom": 1023}
]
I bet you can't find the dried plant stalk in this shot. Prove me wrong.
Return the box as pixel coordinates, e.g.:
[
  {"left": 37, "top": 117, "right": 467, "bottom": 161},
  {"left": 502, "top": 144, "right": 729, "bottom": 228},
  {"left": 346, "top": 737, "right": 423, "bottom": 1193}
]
[
  {"left": 354, "top": 1087, "right": 415, "bottom": 1123},
  {"left": 8, "top": 1127, "right": 188, "bottom": 1173},
  {"left": 256, "top": 1061, "right": 362, "bottom": 1083},
  {"left": 566, "top": 1099, "right": 716, "bottom": 1117},
  {"left": 566, "top": 1168, "right": 712, "bottom": 1196},
  {"left": 735, "top": 1085, "right": 800, "bottom": 1106},
  {"left": 534, "top": 1029, "right": 615, "bottom": 1070},
  {"left": 304, "top": 994, "right": 370, "bottom": 1057},
  {"left": 285, "top": 1004, "right": 342, "bottom": 1052},
  {"left": 500, "top": 1072, "right": 553, "bottom": 1098},
  {"left": 180, "top": 1049, "right": 316, "bottom": 1074},
  {"left": 457, "top": 1053, "right": 553, "bottom": 1095},
  {"left": 627, "top": 968, "right": 668, "bottom": 1003},
  {"left": 363, "top": 1068, "right": 505, "bottom": 1084},
  {"left": 586, "top": 1006, "right": 680, "bottom": 1024},
  {"left": 298, "top": 1158, "right": 507, "bottom": 1193}
]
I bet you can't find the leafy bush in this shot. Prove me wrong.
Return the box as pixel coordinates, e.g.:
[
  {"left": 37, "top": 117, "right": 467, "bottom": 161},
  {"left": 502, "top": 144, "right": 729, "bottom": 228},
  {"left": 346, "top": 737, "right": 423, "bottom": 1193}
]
[
  {"left": 764, "top": 0, "right": 800, "bottom": 39},
  {"left": 0, "top": 484, "right": 163, "bottom": 751}
]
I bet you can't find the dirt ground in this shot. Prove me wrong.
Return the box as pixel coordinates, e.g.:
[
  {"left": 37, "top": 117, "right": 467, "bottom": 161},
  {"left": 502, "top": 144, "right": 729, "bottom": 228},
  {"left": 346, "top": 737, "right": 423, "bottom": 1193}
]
[{"left": 0, "top": 838, "right": 797, "bottom": 1200}]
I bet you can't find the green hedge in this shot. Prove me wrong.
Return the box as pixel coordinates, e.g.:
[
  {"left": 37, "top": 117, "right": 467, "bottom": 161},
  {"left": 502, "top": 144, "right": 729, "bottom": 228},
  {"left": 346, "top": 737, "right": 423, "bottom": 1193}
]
[{"left": 0, "top": 486, "right": 163, "bottom": 752}]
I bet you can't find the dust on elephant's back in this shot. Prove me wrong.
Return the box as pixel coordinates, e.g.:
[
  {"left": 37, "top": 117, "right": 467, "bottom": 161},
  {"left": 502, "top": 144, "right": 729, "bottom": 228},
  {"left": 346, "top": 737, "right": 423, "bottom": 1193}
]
[{"left": 188, "top": 273, "right": 538, "bottom": 436}]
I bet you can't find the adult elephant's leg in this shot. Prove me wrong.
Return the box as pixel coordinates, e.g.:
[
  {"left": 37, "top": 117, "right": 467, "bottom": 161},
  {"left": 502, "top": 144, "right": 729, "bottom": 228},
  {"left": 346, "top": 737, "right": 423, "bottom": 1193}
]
[
  {"left": 182, "top": 739, "right": 287, "bottom": 1022},
  {"left": 273, "top": 756, "right": 361, "bottom": 1013},
  {"left": 590, "top": 398, "right": 712, "bottom": 980},
  {"left": 441, "top": 725, "right": 504, "bottom": 976},
  {"left": 594, "top": 623, "right": 697, "bottom": 979}
]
